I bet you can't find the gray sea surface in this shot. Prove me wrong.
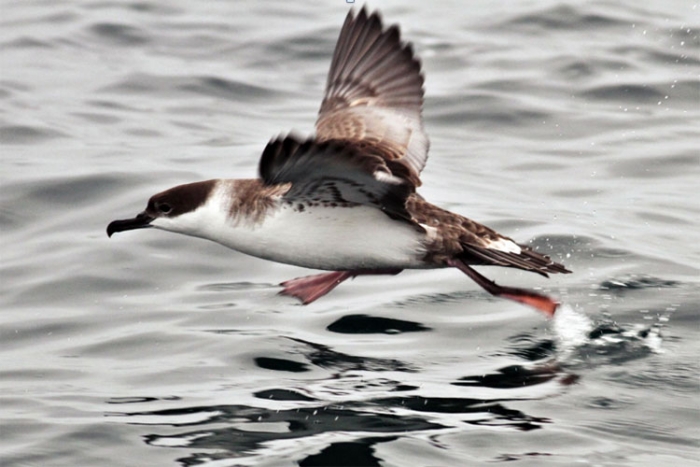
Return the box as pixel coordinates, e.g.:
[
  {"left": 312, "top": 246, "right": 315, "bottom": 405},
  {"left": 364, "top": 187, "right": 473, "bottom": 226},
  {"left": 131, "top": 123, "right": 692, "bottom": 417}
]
[{"left": 1, "top": 1, "right": 699, "bottom": 466}]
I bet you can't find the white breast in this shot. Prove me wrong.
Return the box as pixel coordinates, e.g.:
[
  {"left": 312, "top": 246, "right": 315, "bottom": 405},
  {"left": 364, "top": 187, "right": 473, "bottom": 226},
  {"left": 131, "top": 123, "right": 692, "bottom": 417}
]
[{"left": 211, "top": 203, "right": 430, "bottom": 271}]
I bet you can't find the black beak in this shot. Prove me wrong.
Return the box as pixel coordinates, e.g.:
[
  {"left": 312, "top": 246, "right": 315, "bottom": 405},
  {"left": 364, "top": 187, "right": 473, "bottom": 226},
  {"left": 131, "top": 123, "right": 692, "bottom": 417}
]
[{"left": 107, "top": 212, "right": 154, "bottom": 237}]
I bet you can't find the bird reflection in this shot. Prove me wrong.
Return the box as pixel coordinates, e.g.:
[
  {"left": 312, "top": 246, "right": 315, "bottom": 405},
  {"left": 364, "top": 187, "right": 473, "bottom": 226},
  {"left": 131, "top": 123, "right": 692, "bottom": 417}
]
[{"left": 108, "top": 330, "right": 577, "bottom": 466}]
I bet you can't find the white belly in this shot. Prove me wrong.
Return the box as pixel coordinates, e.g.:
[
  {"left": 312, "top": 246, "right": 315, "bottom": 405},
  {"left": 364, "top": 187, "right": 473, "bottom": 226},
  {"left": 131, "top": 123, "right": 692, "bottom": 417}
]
[{"left": 213, "top": 204, "right": 429, "bottom": 270}]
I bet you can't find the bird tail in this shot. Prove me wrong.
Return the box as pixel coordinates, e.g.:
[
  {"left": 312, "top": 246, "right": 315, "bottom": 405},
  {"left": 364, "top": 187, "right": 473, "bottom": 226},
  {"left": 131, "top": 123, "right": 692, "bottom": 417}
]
[{"left": 458, "top": 242, "right": 571, "bottom": 277}]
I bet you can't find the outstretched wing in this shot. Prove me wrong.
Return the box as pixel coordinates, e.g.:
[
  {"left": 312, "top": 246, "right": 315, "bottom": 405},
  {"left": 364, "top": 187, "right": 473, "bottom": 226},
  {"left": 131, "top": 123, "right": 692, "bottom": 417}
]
[
  {"left": 316, "top": 8, "right": 429, "bottom": 184},
  {"left": 259, "top": 135, "right": 416, "bottom": 224}
]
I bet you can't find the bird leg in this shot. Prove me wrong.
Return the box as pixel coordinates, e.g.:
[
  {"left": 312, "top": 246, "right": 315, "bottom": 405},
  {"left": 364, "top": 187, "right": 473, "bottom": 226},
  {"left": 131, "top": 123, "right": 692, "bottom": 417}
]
[
  {"left": 280, "top": 268, "right": 403, "bottom": 304},
  {"left": 279, "top": 271, "right": 351, "bottom": 304},
  {"left": 447, "top": 258, "right": 558, "bottom": 317}
]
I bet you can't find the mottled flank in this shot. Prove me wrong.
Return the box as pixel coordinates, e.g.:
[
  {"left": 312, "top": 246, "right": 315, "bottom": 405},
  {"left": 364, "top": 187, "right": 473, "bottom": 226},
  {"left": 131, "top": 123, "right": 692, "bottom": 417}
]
[
  {"left": 407, "top": 195, "right": 504, "bottom": 261},
  {"left": 228, "top": 179, "right": 290, "bottom": 224},
  {"left": 407, "top": 195, "right": 569, "bottom": 275}
]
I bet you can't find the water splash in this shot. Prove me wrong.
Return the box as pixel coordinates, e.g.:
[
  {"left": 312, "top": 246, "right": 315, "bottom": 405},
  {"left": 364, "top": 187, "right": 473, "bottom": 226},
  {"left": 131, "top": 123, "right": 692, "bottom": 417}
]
[{"left": 553, "top": 303, "right": 595, "bottom": 352}]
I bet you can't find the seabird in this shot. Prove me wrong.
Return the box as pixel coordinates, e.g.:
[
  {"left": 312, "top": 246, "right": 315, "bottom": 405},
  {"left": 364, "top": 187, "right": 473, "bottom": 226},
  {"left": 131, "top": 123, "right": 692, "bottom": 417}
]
[{"left": 107, "top": 8, "right": 571, "bottom": 316}]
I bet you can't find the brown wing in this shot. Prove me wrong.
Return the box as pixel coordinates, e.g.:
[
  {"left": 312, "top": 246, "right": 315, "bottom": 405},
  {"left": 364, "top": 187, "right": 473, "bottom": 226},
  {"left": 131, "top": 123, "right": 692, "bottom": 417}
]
[
  {"left": 316, "top": 8, "right": 429, "bottom": 185},
  {"left": 259, "top": 135, "right": 416, "bottom": 223}
]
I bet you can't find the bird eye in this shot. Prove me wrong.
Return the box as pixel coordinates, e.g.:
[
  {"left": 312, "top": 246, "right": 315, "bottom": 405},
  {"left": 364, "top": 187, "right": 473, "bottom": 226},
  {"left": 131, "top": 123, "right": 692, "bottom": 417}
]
[{"left": 158, "top": 203, "right": 172, "bottom": 214}]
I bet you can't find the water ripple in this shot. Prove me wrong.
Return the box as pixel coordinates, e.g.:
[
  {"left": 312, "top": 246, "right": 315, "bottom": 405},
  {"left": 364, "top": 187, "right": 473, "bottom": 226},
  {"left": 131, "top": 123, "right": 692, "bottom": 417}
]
[
  {"left": 99, "top": 73, "right": 278, "bottom": 101},
  {"left": 0, "top": 125, "right": 66, "bottom": 144},
  {"left": 503, "top": 5, "right": 629, "bottom": 31},
  {"left": 89, "top": 22, "right": 150, "bottom": 46}
]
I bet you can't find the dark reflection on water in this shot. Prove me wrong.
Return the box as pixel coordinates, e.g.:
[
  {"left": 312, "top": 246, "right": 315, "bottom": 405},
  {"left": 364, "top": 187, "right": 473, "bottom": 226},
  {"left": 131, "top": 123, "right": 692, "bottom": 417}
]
[
  {"left": 504, "top": 335, "right": 557, "bottom": 361},
  {"left": 106, "top": 309, "right": 670, "bottom": 465},
  {"left": 287, "top": 337, "right": 418, "bottom": 373},
  {"left": 453, "top": 363, "right": 571, "bottom": 390},
  {"left": 125, "top": 400, "right": 442, "bottom": 466},
  {"left": 299, "top": 437, "right": 397, "bottom": 467},
  {"left": 122, "top": 397, "right": 555, "bottom": 466},
  {"left": 599, "top": 275, "right": 680, "bottom": 292},
  {"left": 116, "top": 377, "right": 560, "bottom": 465},
  {"left": 255, "top": 356, "right": 310, "bottom": 373},
  {"left": 255, "top": 388, "right": 316, "bottom": 402},
  {"left": 108, "top": 328, "right": 584, "bottom": 466},
  {"left": 326, "top": 314, "right": 431, "bottom": 334}
]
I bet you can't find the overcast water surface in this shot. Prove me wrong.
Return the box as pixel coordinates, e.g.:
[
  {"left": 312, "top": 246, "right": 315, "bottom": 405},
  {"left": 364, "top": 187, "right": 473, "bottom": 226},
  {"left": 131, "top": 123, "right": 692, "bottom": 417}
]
[{"left": 1, "top": 1, "right": 699, "bottom": 466}]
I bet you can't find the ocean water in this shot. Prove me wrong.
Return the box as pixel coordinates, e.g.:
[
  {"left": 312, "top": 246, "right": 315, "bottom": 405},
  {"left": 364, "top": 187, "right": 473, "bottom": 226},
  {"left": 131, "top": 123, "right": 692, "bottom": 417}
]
[{"left": 1, "top": 1, "right": 698, "bottom": 466}]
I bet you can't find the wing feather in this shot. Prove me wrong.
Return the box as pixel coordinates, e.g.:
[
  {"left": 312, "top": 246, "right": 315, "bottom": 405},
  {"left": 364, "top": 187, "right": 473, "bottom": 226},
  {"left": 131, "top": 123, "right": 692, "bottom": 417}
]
[
  {"left": 259, "top": 135, "right": 417, "bottom": 224},
  {"left": 461, "top": 242, "right": 572, "bottom": 276},
  {"left": 316, "top": 8, "right": 429, "bottom": 181}
]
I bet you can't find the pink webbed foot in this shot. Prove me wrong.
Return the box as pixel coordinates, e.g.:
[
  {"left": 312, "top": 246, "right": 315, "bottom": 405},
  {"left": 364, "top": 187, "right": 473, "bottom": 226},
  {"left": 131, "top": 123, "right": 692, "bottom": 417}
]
[
  {"left": 279, "top": 268, "right": 403, "bottom": 305},
  {"left": 279, "top": 271, "right": 352, "bottom": 304},
  {"left": 447, "top": 259, "right": 559, "bottom": 317}
]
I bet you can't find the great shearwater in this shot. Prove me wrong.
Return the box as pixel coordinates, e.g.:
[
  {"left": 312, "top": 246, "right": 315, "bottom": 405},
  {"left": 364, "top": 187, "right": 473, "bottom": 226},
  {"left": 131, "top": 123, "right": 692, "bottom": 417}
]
[{"left": 107, "top": 8, "right": 571, "bottom": 316}]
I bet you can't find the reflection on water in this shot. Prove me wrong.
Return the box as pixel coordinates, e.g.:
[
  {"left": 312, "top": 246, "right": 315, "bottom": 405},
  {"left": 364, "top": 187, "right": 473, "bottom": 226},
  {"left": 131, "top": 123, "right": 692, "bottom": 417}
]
[
  {"left": 1, "top": 0, "right": 699, "bottom": 465},
  {"left": 101, "top": 301, "right": 679, "bottom": 465},
  {"left": 108, "top": 330, "right": 574, "bottom": 465}
]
